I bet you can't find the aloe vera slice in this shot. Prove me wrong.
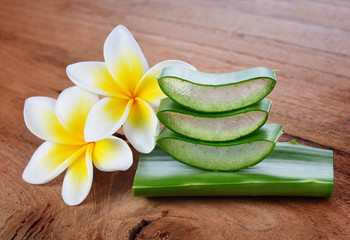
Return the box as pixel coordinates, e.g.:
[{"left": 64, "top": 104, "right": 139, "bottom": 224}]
[
  {"left": 157, "top": 66, "right": 276, "bottom": 112},
  {"left": 156, "top": 124, "right": 283, "bottom": 171},
  {"left": 157, "top": 98, "right": 271, "bottom": 142},
  {"left": 132, "top": 141, "right": 334, "bottom": 197}
]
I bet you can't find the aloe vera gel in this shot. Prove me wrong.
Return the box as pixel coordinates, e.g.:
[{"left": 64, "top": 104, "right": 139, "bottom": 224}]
[
  {"left": 157, "top": 124, "right": 283, "bottom": 171},
  {"left": 158, "top": 67, "right": 276, "bottom": 112},
  {"left": 157, "top": 98, "right": 271, "bottom": 142}
]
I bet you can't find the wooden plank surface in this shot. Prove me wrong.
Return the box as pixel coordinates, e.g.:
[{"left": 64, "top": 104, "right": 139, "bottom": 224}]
[{"left": 1, "top": 0, "right": 349, "bottom": 239}]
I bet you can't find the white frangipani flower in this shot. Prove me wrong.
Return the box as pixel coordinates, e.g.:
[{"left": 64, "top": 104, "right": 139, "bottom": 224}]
[
  {"left": 66, "top": 25, "right": 196, "bottom": 153},
  {"left": 23, "top": 87, "right": 132, "bottom": 206}
]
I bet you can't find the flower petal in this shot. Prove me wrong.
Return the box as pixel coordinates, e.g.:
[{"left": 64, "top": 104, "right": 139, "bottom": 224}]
[
  {"left": 124, "top": 98, "right": 158, "bottom": 153},
  {"left": 62, "top": 144, "right": 93, "bottom": 206},
  {"left": 104, "top": 25, "right": 148, "bottom": 97},
  {"left": 84, "top": 97, "right": 133, "bottom": 142},
  {"left": 22, "top": 142, "right": 84, "bottom": 184},
  {"left": 93, "top": 136, "right": 133, "bottom": 172},
  {"left": 24, "top": 97, "right": 84, "bottom": 145},
  {"left": 66, "top": 61, "right": 129, "bottom": 99},
  {"left": 135, "top": 60, "right": 197, "bottom": 106},
  {"left": 56, "top": 86, "right": 99, "bottom": 140}
]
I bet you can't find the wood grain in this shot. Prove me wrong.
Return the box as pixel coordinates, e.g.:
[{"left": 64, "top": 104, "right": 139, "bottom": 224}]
[{"left": 1, "top": 0, "right": 349, "bottom": 239}]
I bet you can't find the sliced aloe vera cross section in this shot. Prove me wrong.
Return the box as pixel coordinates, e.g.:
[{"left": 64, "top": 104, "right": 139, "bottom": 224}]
[
  {"left": 132, "top": 142, "right": 334, "bottom": 197},
  {"left": 156, "top": 124, "right": 283, "bottom": 171},
  {"left": 157, "top": 98, "right": 271, "bottom": 142},
  {"left": 157, "top": 66, "right": 277, "bottom": 112}
]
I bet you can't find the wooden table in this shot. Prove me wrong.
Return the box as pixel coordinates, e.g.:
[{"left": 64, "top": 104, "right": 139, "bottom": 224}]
[{"left": 1, "top": 0, "right": 349, "bottom": 239}]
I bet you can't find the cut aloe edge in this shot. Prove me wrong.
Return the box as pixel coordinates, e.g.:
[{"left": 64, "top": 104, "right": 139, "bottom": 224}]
[
  {"left": 132, "top": 141, "right": 334, "bottom": 197},
  {"left": 157, "top": 97, "right": 271, "bottom": 142},
  {"left": 156, "top": 124, "right": 283, "bottom": 171},
  {"left": 157, "top": 66, "right": 277, "bottom": 113}
]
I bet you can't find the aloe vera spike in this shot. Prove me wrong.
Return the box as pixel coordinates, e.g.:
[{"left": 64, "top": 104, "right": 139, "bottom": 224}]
[{"left": 132, "top": 142, "right": 334, "bottom": 197}]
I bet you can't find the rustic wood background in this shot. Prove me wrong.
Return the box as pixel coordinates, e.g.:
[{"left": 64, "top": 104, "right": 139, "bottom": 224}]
[{"left": 1, "top": 0, "right": 349, "bottom": 239}]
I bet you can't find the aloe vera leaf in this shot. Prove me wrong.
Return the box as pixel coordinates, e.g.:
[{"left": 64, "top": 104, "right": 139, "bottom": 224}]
[
  {"left": 157, "top": 98, "right": 271, "bottom": 141},
  {"left": 157, "top": 66, "right": 276, "bottom": 112},
  {"left": 156, "top": 124, "right": 283, "bottom": 171},
  {"left": 132, "top": 142, "right": 334, "bottom": 197}
]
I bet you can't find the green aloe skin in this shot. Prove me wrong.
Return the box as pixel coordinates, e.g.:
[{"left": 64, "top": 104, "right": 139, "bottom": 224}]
[
  {"left": 157, "top": 66, "right": 276, "bottom": 113},
  {"left": 156, "top": 124, "right": 283, "bottom": 171},
  {"left": 132, "top": 141, "right": 334, "bottom": 197},
  {"left": 157, "top": 98, "right": 271, "bottom": 142}
]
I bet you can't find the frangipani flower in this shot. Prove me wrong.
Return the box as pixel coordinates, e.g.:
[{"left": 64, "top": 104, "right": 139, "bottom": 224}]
[
  {"left": 23, "top": 87, "right": 132, "bottom": 206},
  {"left": 66, "top": 25, "right": 196, "bottom": 153}
]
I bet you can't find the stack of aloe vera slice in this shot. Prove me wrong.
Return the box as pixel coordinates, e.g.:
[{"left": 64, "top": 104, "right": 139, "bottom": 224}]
[
  {"left": 156, "top": 67, "right": 282, "bottom": 171},
  {"left": 132, "top": 67, "right": 334, "bottom": 197}
]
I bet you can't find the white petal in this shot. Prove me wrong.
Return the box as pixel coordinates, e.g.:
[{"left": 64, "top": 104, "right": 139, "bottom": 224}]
[
  {"left": 66, "top": 61, "right": 128, "bottom": 99},
  {"left": 62, "top": 144, "right": 93, "bottom": 206},
  {"left": 103, "top": 25, "right": 148, "bottom": 96},
  {"left": 124, "top": 98, "right": 158, "bottom": 153},
  {"left": 135, "top": 60, "right": 197, "bottom": 106},
  {"left": 84, "top": 97, "right": 133, "bottom": 142},
  {"left": 22, "top": 142, "right": 83, "bottom": 184},
  {"left": 24, "top": 97, "right": 84, "bottom": 145},
  {"left": 56, "top": 86, "right": 99, "bottom": 140},
  {"left": 93, "top": 136, "right": 133, "bottom": 171}
]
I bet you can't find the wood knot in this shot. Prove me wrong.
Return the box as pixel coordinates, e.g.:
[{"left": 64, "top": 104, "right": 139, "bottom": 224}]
[
  {"left": 161, "top": 210, "right": 169, "bottom": 217},
  {"left": 129, "top": 219, "right": 150, "bottom": 240},
  {"left": 156, "top": 231, "right": 171, "bottom": 240}
]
